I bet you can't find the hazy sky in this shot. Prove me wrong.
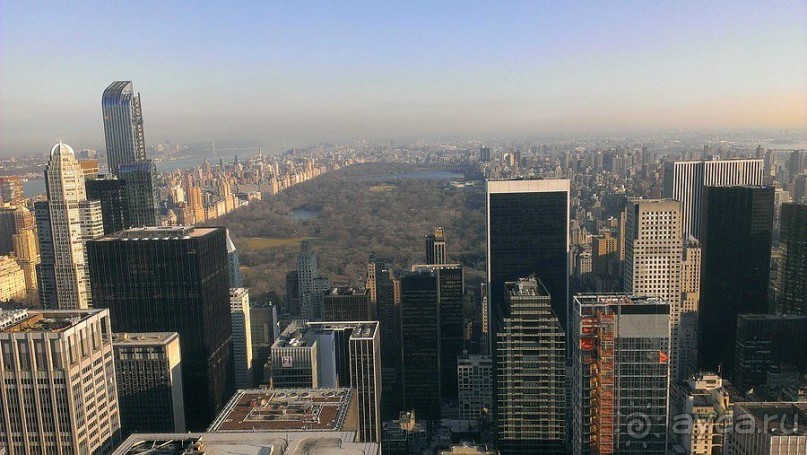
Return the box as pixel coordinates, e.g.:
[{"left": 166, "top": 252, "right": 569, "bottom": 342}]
[{"left": 1, "top": 1, "right": 806, "bottom": 155}]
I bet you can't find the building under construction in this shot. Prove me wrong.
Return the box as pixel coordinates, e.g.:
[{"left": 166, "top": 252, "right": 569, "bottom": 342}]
[{"left": 571, "top": 295, "right": 671, "bottom": 454}]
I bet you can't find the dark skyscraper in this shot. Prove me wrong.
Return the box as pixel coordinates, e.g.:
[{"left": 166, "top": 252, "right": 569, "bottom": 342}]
[
  {"left": 86, "top": 226, "right": 234, "bottom": 431},
  {"left": 399, "top": 264, "right": 465, "bottom": 420},
  {"left": 33, "top": 201, "right": 56, "bottom": 307},
  {"left": 285, "top": 269, "right": 300, "bottom": 316},
  {"left": 117, "top": 160, "right": 159, "bottom": 227},
  {"left": 480, "top": 146, "right": 492, "bottom": 162},
  {"left": 399, "top": 268, "right": 441, "bottom": 420},
  {"left": 412, "top": 263, "right": 464, "bottom": 401},
  {"left": 322, "top": 287, "right": 374, "bottom": 321},
  {"left": 85, "top": 176, "right": 128, "bottom": 234},
  {"left": 777, "top": 203, "right": 807, "bottom": 315},
  {"left": 698, "top": 185, "right": 774, "bottom": 373},
  {"left": 102, "top": 81, "right": 147, "bottom": 174},
  {"left": 734, "top": 314, "right": 807, "bottom": 392},
  {"left": 372, "top": 261, "right": 402, "bottom": 420},
  {"left": 486, "top": 179, "right": 570, "bottom": 335},
  {"left": 496, "top": 276, "right": 566, "bottom": 454}
]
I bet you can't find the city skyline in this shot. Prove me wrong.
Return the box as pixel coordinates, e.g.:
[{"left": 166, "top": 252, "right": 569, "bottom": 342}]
[
  {"left": 2, "top": 2, "right": 807, "bottom": 155},
  {"left": 1, "top": 3, "right": 807, "bottom": 453}
]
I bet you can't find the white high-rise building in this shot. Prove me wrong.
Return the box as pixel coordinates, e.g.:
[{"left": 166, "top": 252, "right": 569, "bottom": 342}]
[
  {"left": 0, "top": 309, "right": 121, "bottom": 454},
  {"left": 625, "top": 199, "right": 684, "bottom": 379},
  {"left": 43, "top": 142, "right": 102, "bottom": 309},
  {"left": 226, "top": 230, "right": 243, "bottom": 288},
  {"left": 663, "top": 158, "right": 763, "bottom": 240},
  {"left": 230, "top": 287, "right": 253, "bottom": 388}
]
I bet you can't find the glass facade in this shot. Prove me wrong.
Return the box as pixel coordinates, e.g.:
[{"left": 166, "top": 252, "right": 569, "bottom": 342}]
[
  {"left": 734, "top": 314, "right": 807, "bottom": 391},
  {"left": 699, "top": 186, "right": 774, "bottom": 373},
  {"left": 400, "top": 269, "right": 441, "bottom": 420},
  {"left": 487, "top": 181, "right": 569, "bottom": 333},
  {"left": 85, "top": 177, "right": 128, "bottom": 234},
  {"left": 102, "top": 81, "right": 147, "bottom": 175},
  {"left": 778, "top": 203, "right": 807, "bottom": 315},
  {"left": 496, "top": 277, "right": 566, "bottom": 454},
  {"left": 34, "top": 201, "right": 56, "bottom": 308},
  {"left": 86, "top": 227, "right": 234, "bottom": 431},
  {"left": 117, "top": 160, "right": 159, "bottom": 228},
  {"left": 432, "top": 264, "right": 464, "bottom": 401}
]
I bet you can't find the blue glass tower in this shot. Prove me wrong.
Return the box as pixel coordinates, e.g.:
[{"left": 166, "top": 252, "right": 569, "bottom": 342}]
[{"left": 102, "top": 81, "right": 146, "bottom": 175}]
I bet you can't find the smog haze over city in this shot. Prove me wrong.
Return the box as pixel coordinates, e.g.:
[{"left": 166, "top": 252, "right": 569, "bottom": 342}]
[
  {"left": 2, "top": 1, "right": 807, "bottom": 156},
  {"left": 2, "top": 2, "right": 807, "bottom": 455}
]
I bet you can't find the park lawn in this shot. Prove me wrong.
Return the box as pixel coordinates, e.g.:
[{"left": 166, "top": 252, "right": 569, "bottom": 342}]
[{"left": 243, "top": 236, "right": 317, "bottom": 250}]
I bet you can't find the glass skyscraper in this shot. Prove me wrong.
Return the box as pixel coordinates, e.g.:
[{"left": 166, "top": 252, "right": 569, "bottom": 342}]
[
  {"left": 85, "top": 176, "right": 128, "bottom": 235},
  {"left": 399, "top": 268, "right": 442, "bottom": 420},
  {"left": 778, "top": 203, "right": 807, "bottom": 315},
  {"left": 102, "top": 81, "right": 146, "bottom": 174},
  {"left": 698, "top": 185, "right": 774, "bottom": 373},
  {"left": 86, "top": 226, "right": 235, "bottom": 431},
  {"left": 117, "top": 160, "right": 159, "bottom": 227},
  {"left": 486, "top": 179, "right": 570, "bottom": 336},
  {"left": 102, "top": 81, "right": 158, "bottom": 228}
]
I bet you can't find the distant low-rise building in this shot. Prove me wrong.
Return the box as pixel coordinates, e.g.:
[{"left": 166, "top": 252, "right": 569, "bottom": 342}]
[{"left": 0, "top": 255, "right": 26, "bottom": 302}]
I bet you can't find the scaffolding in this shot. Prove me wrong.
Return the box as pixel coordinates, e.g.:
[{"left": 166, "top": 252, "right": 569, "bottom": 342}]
[{"left": 592, "top": 313, "right": 615, "bottom": 455}]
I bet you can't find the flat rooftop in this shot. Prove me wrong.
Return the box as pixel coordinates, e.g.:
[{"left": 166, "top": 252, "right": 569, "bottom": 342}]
[
  {"left": 114, "top": 433, "right": 379, "bottom": 455},
  {"left": 207, "top": 388, "right": 355, "bottom": 432},
  {"left": 112, "top": 332, "right": 179, "bottom": 346},
  {"left": 1, "top": 310, "right": 99, "bottom": 333},
  {"left": 307, "top": 321, "right": 378, "bottom": 339},
  {"left": 738, "top": 403, "right": 807, "bottom": 435},
  {"left": 410, "top": 263, "right": 462, "bottom": 272},
  {"left": 97, "top": 226, "right": 220, "bottom": 241},
  {"left": 574, "top": 294, "right": 668, "bottom": 306},
  {"left": 274, "top": 322, "right": 316, "bottom": 349},
  {"left": 738, "top": 313, "right": 807, "bottom": 321},
  {"left": 505, "top": 276, "right": 550, "bottom": 297},
  {"left": 326, "top": 287, "right": 368, "bottom": 297}
]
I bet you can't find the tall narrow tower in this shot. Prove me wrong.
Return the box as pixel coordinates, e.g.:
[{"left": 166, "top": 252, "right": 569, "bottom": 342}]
[
  {"left": 39, "top": 142, "right": 99, "bottom": 309},
  {"left": 102, "top": 81, "right": 158, "bottom": 228},
  {"left": 497, "top": 276, "right": 566, "bottom": 454},
  {"left": 425, "top": 227, "right": 447, "bottom": 264},
  {"left": 102, "top": 81, "right": 146, "bottom": 174},
  {"left": 778, "top": 203, "right": 807, "bottom": 315}
]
